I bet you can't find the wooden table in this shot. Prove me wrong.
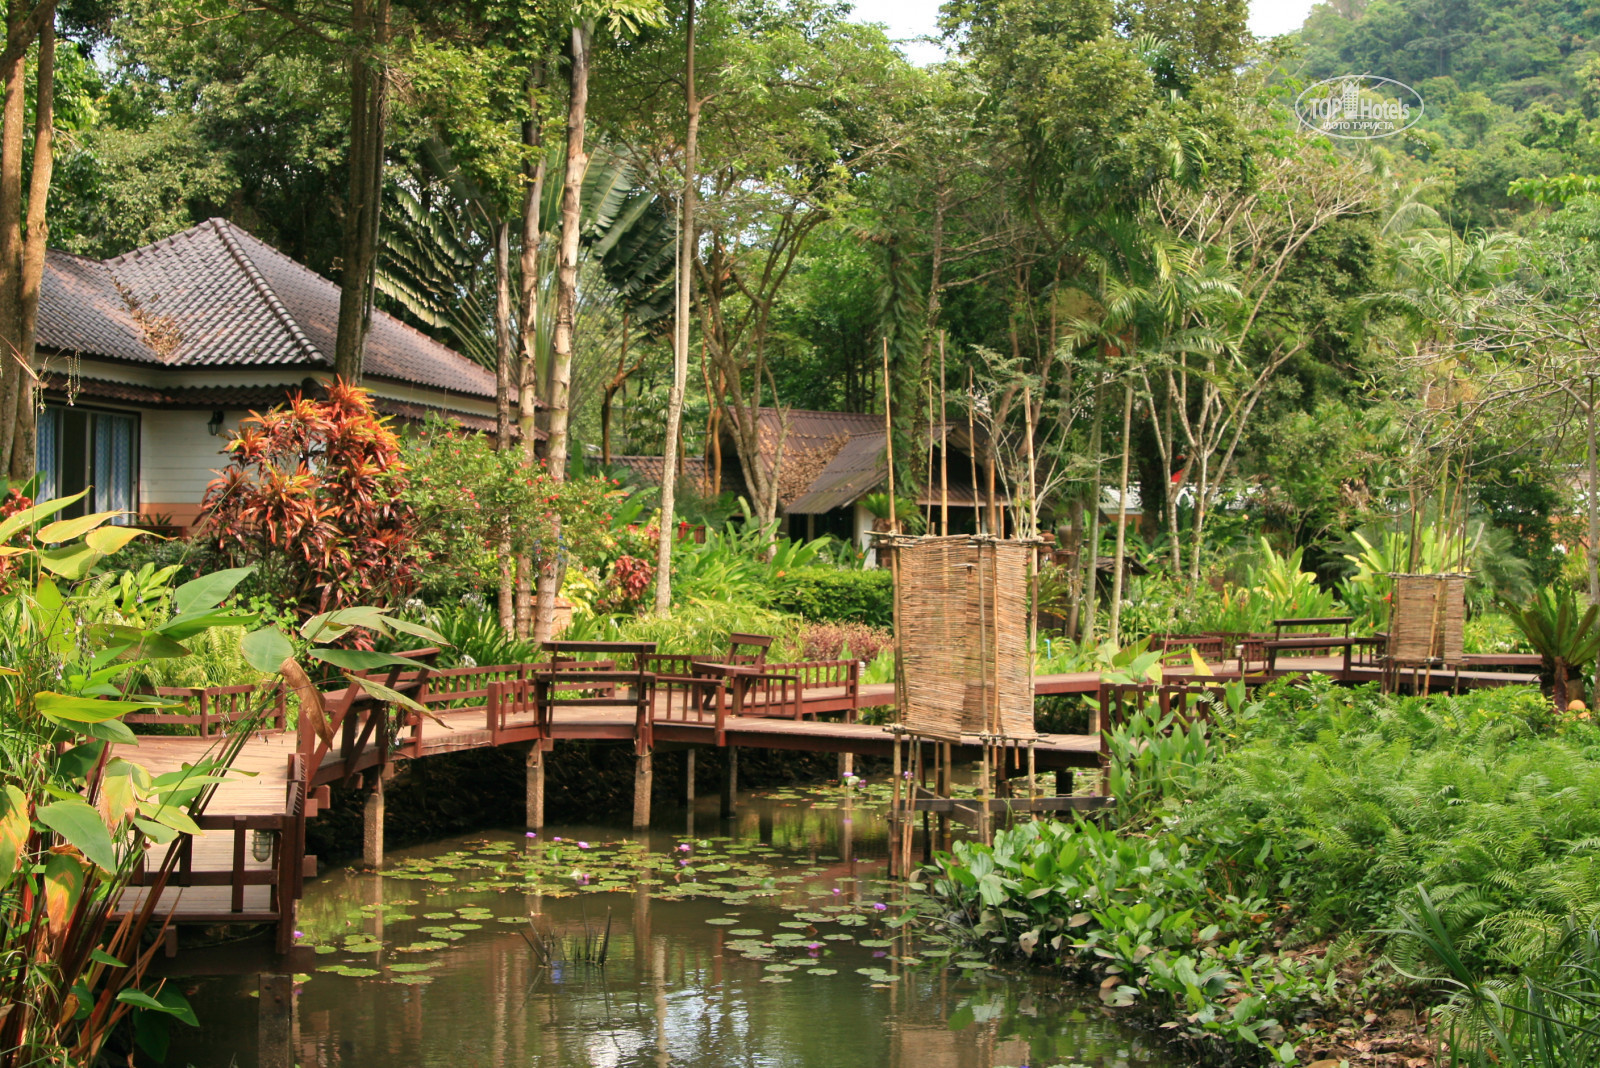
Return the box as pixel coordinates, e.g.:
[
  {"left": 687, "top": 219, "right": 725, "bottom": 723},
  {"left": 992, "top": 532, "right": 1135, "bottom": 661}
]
[{"left": 691, "top": 660, "right": 803, "bottom": 741}]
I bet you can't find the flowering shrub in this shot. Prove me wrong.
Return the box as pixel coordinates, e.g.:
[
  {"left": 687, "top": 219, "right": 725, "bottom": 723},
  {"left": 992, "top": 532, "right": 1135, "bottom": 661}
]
[
  {"left": 0, "top": 487, "right": 34, "bottom": 592},
  {"left": 198, "top": 380, "right": 418, "bottom": 616},
  {"left": 399, "top": 415, "right": 635, "bottom": 599},
  {"left": 597, "top": 554, "right": 654, "bottom": 614}
]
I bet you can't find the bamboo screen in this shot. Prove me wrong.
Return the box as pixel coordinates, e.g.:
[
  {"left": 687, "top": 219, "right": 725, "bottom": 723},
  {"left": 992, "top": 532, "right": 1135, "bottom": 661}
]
[
  {"left": 1387, "top": 573, "right": 1467, "bottom": 663},
  {"left": 895, "top": 536, "right": 1036, "bottom": 741}
]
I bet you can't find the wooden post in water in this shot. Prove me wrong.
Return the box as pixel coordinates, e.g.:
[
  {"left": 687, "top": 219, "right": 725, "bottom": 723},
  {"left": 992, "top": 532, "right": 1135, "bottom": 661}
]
[
  {"left": 526, "top": 745, "right": 545, "bottom": 830},
  {"left": 633, "top": 749, "right": 653, "bottom": 829},
  {"left": 258, "top": 973, "right": 295, "bottom": 1068},
  {"left": 685, "top": 748, "right": 696, "bottom": 804},
  {"left": 721, "top": 747, "right": 738, "bottom": 818},
  {"left": 362, "top": 775, "right": 384, "bottom": 869}
]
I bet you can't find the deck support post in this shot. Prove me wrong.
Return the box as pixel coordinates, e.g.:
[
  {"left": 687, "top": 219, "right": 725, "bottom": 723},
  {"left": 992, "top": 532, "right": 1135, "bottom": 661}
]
[
  {"left": 362, "top": 776, "right": 384, "bottom": 869},
  {"left": 633, "top": 748, "right": 653, "bottom": 829},
  {"left": 720, "top": 747, "right": 738, "bottom": 818},
  {"left": 526, "top": 745, "right": 545, "bottom": 830},
  {"left": 685, "top": 749, "right": 696, "bottom": 804},
  {"left": 258, "top": 973, "right": 296, "bottom": 1068},
  {"left": 838, "top": 752, "right": 853, "bottom": 780}
]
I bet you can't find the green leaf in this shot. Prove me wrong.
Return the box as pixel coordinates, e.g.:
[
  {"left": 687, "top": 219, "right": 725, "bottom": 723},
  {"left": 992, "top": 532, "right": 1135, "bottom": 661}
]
[
  {"left": 301, "top": 606, "right": 393, "bottom": 643},
  {"left": 241, "top": 627, "right": 296, "bottom": 674},
  {"left": 346, "top": 673, "right": 430, "bottom": 715},
  {"left": 158, "top": 609, "right": 259, "bottom": 641},
  {"left": 79, "top": 717, "right": 138, "bottom": 746},
  {"left": 37, "top": 543, "right": 104, "bottom": 580},
  {"left": 89, "top": 948, "right": 127, "bottom": 968},
  {"left": 311, "top": 649, "right": 430, "bottom": 672},
  {"left": 381, "top": 616, "right": 448, "bottom": 645},
  {"left": 37, "top": 798, "right": 117, "bottom": 871},
  {"left": 86, "top": 624, "right": 191, "bottom": 660},
  {"left": 53, "top": 742, "right": 106, "bottom": 781},
  {"left": 36, "top": 692, "right": 160, "bottom": 723},
  {"left": 86, "top": 525, "right": 155, "bottom": 555},
  {"left": 36, "top": 510, "right": 128, "bottom": 544},
  {"left": 0, "top": 490, "right": 87, "bottom": 544},
  {"left": 132, "top": 817, "right": 178, "bottom": 844},
  {"left": 173, "top": 567, "right": 256, "bottom": 614}
]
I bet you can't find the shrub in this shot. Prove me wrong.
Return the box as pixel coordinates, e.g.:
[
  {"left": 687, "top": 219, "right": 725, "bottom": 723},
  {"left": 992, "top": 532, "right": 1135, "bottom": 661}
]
[
  {"left": 199, "top": 381, "right": 417, "bottom": 616},
  {"left": 773, "top": 567, "right": 893, "bottom": 627},
  {"left": 798, "top": 621, "right": 892, "bottom": 662}
]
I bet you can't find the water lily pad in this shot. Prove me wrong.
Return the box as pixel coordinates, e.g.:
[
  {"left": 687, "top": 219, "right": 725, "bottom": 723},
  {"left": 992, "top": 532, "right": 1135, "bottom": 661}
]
[
  {"left": 728, "top": 928, "right": 764, "bottom": 937},
  {"left": 705, "top": 917, "right": 739, "bottom": 925},
  {"left": 807, "top": 967, "right": 838, "bottom": 976},
  {"left": 390, "top": 975, "right": 433, "bottom": 986},
  {"left": 858, "top": 939, "right": 894, "bottom": 948},
  {"left": 388, "top": 962, "right": 439, "bottom": 973},
  {"left": 759, "top": 975, "right": 792, "bottom": 983},
  {"left": 394, "top": 941, "right": 447, "bottom": 953}
]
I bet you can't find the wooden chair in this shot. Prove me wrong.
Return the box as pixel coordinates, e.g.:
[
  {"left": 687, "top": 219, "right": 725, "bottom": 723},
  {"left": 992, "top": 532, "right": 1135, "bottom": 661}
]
[{"left": 649, "top": 633, "right": 774, "bottom": 721}]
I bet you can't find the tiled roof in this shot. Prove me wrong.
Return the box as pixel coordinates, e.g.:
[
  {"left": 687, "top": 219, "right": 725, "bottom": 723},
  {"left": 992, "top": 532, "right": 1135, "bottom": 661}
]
[
  {"left": 37, "top": 219, "right": 499, "bottom": 400},
  {"left": 610, "top": 455, "right": 710, "bottom": 493},
  {"left": 40, "top": 374, "right": 298, "bottom": 409}
]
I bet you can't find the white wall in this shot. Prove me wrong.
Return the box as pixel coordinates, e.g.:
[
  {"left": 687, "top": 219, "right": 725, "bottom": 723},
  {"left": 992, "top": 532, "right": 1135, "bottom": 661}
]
[{"left": 140, "top": 410, "right": 236, "bottom": 526}]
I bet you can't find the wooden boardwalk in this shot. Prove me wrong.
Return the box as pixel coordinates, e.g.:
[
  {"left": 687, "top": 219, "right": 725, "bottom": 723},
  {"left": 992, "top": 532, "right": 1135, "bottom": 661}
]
[{"left": 117, "top": 650, "right": 1538, "bottom": 953}]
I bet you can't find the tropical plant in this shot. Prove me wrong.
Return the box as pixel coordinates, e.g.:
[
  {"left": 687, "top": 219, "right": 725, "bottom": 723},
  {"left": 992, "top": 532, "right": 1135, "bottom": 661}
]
[
  {"left": 199, "top": 381, "right": 419, "bottom": 617},
  {"left": 1513, "top": 587, "right": 1600, "bottom": 709}
]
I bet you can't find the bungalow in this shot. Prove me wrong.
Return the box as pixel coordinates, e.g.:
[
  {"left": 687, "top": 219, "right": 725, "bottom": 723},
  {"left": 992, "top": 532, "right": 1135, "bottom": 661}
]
[
  {"left": 617, "top": 407, "right": 1007, "bottom": 549},
  {"left": 35, "top": 218, "right": 507, "bottom": 526}
]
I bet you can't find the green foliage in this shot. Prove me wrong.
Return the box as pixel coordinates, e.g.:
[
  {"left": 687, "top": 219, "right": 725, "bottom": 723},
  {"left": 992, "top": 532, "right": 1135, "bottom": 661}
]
[
  {"left": 929, "top": 817, "right": 1309, "bottom": 1060},
  {"left": 771, "top": 567, "right": 894, "bottom": 628}
]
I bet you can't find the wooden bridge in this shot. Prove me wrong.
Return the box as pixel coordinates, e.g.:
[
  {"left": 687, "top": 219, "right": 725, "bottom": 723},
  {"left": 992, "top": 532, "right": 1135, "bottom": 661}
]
[{"left": 116, "top": 640, "right": 1540, "bottom": 955}]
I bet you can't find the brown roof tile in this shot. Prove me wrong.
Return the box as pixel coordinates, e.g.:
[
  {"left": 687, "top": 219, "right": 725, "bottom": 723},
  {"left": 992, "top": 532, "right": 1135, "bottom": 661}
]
[{"left": 38, "top": 219, "right": 500, "bottom": 401}]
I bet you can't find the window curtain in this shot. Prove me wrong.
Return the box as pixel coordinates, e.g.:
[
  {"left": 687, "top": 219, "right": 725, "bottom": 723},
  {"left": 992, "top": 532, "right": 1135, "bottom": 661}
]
[
  {"left": 91, "top": 413, "right": 136, "bottom": 521},
  {"left": 34, "top": 407, "right": 61, "bottom": 500}
]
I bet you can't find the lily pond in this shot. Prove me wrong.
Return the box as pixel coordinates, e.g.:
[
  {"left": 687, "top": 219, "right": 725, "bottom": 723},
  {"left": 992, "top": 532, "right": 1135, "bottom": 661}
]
[{"left": 168, "top": 779, "right": 1179, "bottom": 1068}]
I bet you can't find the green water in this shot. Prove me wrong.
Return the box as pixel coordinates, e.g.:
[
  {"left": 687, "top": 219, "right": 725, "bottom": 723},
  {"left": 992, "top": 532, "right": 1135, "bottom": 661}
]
[{"left": 168, "top": 782, "right": 1180, "bottom": 1068}]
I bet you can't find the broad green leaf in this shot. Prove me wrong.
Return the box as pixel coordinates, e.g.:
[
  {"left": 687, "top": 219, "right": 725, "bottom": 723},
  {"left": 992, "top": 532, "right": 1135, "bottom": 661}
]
[
  {"left": 0, "top": 490, "right": 87, "bottom": 544},
  {"left": 36, "top": 510, "right": 127, "bottom": 544},
  {"left": 132, "top": 817, "right": 178, "bottom": 844},
  {"left": 37, "top": 543, "right": 103, "bottom": 580},
  {"left": 36, "top": 692, "right": 160, "bottom": 723},
  {"left": 241, "top": 627, "right": 296, "bottom": 674},
  {"left": 302, "top": 606, "right": 391, "bottom": 642},
  {"left": 37, "top": 798, "right": 117, "bottom": 871},
  {"left": 79, "top": 717, "right": 139, "bottom": 746},
  {"left": 86, "top": 624, "right": 191, "bottom": 660},
  {"left": 157, "top": 608, "right": 259, "bottom": 641},
  {"left": 155, "top": 987, "right": 198, "bottom": 1027},
  {"left": 86, "top": 525, "right": 155, "bottom": 555},
  {"left": 89, "top": 948, "right": 127, "bottom": 968},
  {"left": 382, "top": 616, "right": 449, "bottom": 645},
  {"left": 0, "top": 785, "right": 28, "bottom": 891},
  {"left": 311, "top": 649, "right": 430, "bottom": 672},
  {"left": 54, "top": 742, "right": 106, "bottom": 781},
  {"left": 138, "top": 803, "right": 202, "bottom": 837},
  {"left": 173, "top": 567, "right": 256, "bottom": 614}
]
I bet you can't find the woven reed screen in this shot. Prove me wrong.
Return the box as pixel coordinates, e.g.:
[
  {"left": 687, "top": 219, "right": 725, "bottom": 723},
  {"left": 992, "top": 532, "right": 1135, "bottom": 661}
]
[
  {"left": 895, "top": 536, "right": 1035, "bottom": 741},
  {"left": 1387, "top": 573, "right": 1467, "bottom": 663}
]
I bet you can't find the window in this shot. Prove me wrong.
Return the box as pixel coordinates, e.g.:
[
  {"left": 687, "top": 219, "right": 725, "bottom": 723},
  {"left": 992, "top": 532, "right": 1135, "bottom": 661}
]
[{"left": 36, "top": 405, "right": 138, "bottom": 520}]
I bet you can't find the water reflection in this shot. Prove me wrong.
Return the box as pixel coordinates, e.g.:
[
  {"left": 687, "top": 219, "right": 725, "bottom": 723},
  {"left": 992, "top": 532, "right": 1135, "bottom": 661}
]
[{"left": 169, "top": 786, "right": 1176, "bottom": 1068}]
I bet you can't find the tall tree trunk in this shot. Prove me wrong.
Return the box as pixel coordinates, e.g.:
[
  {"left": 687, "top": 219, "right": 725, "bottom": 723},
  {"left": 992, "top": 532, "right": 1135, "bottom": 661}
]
[
  {"left": 514, "top": 65, "right": 546, "bottom": 640},
  {"left": 334, "top": 0, "right": 390, "bottom": 384},
  {"left": 14, "top": 14, "right": 50, "bottom": 484},
  {"left": 0, "top": 5, "right": 31, "bottom": 478},
  {"left": 493, "top": 220, "right": 515, "bottom": 634},
  {"left": 1108, "top": 383, "right": 1134, "bottom": 646},
  {"left": 654, "top": 0, "right": 698, "bottom": 614},
  {"left": 533, "top": 22, "right": 590, "bottom": 644},
  {"left": 1587, "top": 383, "right": 1599, "bottom": 705},
  {"left": 1079, "top": 382, "right": 1105, "bottom": 647},
  {"left": 0, "top": 2, "right": 53, "bottom": 479}
]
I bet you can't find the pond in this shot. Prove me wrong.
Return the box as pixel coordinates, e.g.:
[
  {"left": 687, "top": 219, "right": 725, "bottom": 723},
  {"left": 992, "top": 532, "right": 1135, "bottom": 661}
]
[{"left": 168, "top": 779, "right": 1180, "bottom": 1068}]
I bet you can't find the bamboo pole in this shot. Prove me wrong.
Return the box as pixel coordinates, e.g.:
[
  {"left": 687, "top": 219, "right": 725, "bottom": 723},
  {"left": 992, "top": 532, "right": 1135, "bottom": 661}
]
[
  {"left": 967, "top": 367, "right": 980, "bottom": 534},
  {"left": 940, "top": 332, "right": 949, "bottom": 536}
]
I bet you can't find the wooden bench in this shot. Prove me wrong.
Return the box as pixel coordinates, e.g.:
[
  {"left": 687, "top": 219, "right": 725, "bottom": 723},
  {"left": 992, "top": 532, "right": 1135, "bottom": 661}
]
[{"left": 540, "top": 641, "right": 657, "bottom": 754}]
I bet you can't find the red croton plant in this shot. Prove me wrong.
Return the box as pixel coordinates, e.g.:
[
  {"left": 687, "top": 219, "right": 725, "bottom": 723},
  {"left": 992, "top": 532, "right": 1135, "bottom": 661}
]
[{"left": 199, "top": 380, "right": 419, "bottom": 618}]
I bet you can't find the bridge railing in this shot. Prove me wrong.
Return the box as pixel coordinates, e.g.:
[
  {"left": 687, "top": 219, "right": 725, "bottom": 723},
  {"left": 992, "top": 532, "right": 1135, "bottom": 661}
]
[{"left": 125, "top": 682, "right": 287, "bottom": 736}]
